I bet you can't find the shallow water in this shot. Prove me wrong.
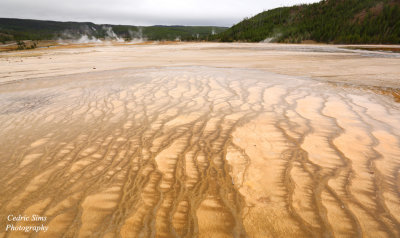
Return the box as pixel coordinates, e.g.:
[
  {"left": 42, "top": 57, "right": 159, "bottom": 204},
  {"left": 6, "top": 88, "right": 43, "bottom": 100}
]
[{"left": 0, "top": 64, "right": 399, "bottom": 237}]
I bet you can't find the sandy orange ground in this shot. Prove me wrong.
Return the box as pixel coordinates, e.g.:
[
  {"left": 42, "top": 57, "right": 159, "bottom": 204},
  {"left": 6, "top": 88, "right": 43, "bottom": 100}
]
[{"left": 0, "top": 42, "right": 400, "bottom": 237}]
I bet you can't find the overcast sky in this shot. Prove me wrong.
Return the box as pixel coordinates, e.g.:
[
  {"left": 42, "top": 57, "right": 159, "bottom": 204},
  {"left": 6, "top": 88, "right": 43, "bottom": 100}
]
[{"left": 0, "top": 0, "right": 321, "bottom": 27}]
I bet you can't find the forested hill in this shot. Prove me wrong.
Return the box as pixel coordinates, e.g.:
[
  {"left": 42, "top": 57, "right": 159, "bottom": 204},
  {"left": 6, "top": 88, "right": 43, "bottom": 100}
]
[
  {"left": 0, "top": 18, "right": 227, "bottom": 43},
  {"left": 211, "top": 0, "right": 400, "bottom": 44}
]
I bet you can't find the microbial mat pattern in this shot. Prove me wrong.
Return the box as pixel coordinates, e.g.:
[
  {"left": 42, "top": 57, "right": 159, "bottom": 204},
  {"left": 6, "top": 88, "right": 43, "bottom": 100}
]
[{"left": 0, "top": 67, "right": 400, "bottom": 238}]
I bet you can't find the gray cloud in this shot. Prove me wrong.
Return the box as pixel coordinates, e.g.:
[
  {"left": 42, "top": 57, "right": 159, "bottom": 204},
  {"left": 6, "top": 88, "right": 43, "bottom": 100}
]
[{"left": 0, "top": 0, "right": 321, "bottom": 26}]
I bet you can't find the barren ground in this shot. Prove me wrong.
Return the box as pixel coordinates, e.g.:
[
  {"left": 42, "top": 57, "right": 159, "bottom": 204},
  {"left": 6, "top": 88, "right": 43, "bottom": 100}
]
[{"left": 0, "top": 42, "right": 400, "bottom": 238}]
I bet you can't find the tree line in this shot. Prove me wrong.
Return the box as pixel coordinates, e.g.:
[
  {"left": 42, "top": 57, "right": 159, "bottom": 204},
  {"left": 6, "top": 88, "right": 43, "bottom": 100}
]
[{"left": 210, "top": 0, "right": 400, "bottom": 44}]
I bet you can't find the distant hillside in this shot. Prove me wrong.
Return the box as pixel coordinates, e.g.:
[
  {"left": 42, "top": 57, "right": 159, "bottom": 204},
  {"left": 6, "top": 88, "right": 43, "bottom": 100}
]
[
  {"left": 143, "top": 25, "right": 224, "bottom": 41},
  {"left": 211, "top": 0, "right": 400, "bottom": 44},
  {"left": 0, "top": 18, "right": 227, "bottom": 43}
]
